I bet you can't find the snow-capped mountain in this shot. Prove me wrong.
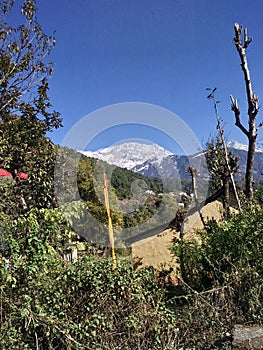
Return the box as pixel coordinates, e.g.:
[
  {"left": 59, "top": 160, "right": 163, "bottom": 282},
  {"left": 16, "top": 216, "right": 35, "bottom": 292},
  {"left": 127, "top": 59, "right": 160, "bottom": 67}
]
[
  {"left": 79, "top": 141, "right": 207, "bottom": 180},
  {"left": 79, "top": 142, "right": 172, "bottom": 170},
  {"left": 228, "top": 140, "right": 263, "bottom": 153},
  {"left": 78, "top": 140, "right": 263, "bottom": 181},
  {"left": 227, "top": 141, "right": 263, "bottom": 180}
]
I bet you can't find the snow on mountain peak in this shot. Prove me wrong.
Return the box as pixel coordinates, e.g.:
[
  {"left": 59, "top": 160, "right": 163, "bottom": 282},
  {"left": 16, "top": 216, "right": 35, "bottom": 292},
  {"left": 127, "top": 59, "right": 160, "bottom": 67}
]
[
  {"left": 228, "top": 140, "right": 263, "bottom": 153},
  {"left": 228, "top": 140, "right": 248, "bottom": 151},
  {"left": 78, "top": 142, "right": 172, "bottom": 170}
]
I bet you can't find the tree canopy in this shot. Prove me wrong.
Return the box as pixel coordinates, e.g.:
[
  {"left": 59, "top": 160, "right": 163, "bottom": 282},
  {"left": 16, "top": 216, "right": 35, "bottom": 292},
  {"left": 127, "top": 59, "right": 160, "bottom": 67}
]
[{"left": 0, "top": 0, "right": 62, "bottom": 211}]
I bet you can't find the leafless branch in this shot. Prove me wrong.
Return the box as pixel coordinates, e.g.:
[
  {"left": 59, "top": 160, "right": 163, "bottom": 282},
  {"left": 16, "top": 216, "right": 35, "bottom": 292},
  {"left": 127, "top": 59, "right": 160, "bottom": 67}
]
[
  {"left": 233, "top": 24, "right": 257, "bottom": 120},
  {"left": 256, "top": 121, "right": 263, "bottom": 133},
  {"left": 230, "top": 95, "right": 249, "bottom": 137}
]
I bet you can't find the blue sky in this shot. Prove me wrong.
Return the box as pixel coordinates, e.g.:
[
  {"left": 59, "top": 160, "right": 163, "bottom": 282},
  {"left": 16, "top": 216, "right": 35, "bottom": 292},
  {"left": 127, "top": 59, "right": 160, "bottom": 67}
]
[{"left": 9, "top": 0, "right": 263, "bottom": 153}]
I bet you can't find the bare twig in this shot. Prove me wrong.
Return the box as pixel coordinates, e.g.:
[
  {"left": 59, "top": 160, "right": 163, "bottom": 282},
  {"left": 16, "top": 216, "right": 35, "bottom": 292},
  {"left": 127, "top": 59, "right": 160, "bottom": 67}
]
[
  {"left": 35, "top": 331, "right": 39, "bottom": 350},
  {"left": 230, "top": 95, "right": 249, "bottom": 137},
  {"left": 256, "top": 121, "right": 263, "bottom": 133}
]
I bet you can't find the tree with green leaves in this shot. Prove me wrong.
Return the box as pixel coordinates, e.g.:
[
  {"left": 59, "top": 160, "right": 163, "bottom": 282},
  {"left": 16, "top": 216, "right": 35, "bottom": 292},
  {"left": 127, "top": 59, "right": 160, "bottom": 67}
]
[{"left": 0, "top": 0, "right": 62, "bottom": 210}]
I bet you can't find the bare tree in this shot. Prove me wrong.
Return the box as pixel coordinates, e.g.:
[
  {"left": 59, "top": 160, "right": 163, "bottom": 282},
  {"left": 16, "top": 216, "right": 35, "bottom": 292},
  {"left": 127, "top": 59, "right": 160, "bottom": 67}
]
[
  {"left": 230, "top": 23, "right": 263, "bottom": 199},
  {"left": 207, "top": 88, "right": 242, "bottom": 213},
  {"left": 186, "top": 166, "right": 206, "bottom": 226}
]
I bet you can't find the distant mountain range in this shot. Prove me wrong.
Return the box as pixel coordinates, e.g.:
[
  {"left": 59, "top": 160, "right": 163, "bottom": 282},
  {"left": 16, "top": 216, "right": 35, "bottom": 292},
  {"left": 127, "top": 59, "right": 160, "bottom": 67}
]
[
  {"left": 227, "top": 141, "right": 263, "bottom": 181},
  {"left": 79, "top": 141, "right": 263, "bottom": 181},
  {"left": 81, "top": 142, "right": 172, "bottom": 171},
  {"left": 228, "top": 140, "right": 263, "bottom": 153}
]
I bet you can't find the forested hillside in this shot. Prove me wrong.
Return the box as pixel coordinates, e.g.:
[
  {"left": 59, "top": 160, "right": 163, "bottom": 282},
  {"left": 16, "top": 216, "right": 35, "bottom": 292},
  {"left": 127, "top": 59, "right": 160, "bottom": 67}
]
[{"left": 55, "top": 147, "right": 178, "bottom": 245}]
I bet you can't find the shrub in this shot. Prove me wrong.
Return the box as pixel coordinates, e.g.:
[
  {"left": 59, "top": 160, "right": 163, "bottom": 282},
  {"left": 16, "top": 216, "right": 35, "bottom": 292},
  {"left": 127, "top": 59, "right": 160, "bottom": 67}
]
[
  {"left": 0, "top": 210, "right": 179, "bottom": 349},
  {"left": 169, "top": 205, "right": 263, "bottom": 347}
]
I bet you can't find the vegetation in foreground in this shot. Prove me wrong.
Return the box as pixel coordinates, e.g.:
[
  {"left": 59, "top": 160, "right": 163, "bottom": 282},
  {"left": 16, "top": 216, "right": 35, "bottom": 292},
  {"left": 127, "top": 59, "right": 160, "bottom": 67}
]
[
  {"left": 1, "top": 200, "right": 263, "bottom": 349},
  {"left": 0, "top": 210, "right": 178, "bottom": 349}
]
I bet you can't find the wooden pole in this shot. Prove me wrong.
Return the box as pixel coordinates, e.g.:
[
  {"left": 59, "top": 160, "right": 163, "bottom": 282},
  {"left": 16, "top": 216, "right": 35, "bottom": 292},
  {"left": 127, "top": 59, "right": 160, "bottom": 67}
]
[
  {"left": 187, "top": 166, "right": 206, "bottom": 228},
  {"left": 103, "top": 172, "right": 117, "bottom": 273}
]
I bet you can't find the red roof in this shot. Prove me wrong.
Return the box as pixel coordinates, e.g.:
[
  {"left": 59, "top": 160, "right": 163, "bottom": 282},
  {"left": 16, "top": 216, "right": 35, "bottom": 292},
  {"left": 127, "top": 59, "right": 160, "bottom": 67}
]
[
  {"left": 0, "top": 169, "right": 28, "bottom": 179},
  {"left": 17, "top": 172, "right": 28, "bottom": 180},
  {"left": 0, "top": 169, "right": 12, "bottom": 177}
]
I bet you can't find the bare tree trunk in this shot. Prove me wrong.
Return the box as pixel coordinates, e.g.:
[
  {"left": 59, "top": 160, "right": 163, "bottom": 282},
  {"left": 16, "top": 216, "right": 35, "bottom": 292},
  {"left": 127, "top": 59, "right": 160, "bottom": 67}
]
[
  {"left": 187, "top": 166, "right": 206, "bottom": 228},
  {"left": 246, "top": 135, "right": 256, "bottom": 199},
  {"left": 223, "top": 176, "right": 231, "bottom": 217},
  {"left": 230, "top": 23, "right": 261, "bottom": 200}
]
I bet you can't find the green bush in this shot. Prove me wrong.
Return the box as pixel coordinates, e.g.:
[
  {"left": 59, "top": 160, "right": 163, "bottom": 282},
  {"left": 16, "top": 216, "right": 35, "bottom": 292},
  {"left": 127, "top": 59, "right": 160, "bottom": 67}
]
[
  {"left": 0, "top": 209, "right": 179, "bottom": 349},
  {"left": 169, "top": 205, "right": 263, "bottom": 347}
]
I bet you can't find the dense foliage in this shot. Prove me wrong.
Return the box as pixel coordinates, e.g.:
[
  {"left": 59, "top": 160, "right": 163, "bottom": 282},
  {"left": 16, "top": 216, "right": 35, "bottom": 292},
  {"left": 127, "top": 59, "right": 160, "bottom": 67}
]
[
  {"left": 0, "top": 210, "right": 179, "bottom": 349},
  {"left": 170, "top": 200, "right": 263, "bottom": 347},
  {"left": 0, "top": 0, "right": 62, "bottom": 211}
]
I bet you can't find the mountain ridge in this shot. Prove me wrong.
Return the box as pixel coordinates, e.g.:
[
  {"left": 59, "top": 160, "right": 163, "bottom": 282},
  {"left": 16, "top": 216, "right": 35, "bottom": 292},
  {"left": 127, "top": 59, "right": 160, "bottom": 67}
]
[
  {"left": 78, "top": 141, "right": 263, "bottom": 180},
  {"left": 228, "top": 140, "right": 263, "bottom": 153},
  {"left": 79, "top": 142, "right": 172, "bottom": 171}
]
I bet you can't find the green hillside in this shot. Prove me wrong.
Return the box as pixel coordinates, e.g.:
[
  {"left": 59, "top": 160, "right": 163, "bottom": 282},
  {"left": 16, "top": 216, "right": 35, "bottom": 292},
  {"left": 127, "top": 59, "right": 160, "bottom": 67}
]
[{"left": 55, "top": 146, "right": 178, "bottom": 245}]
